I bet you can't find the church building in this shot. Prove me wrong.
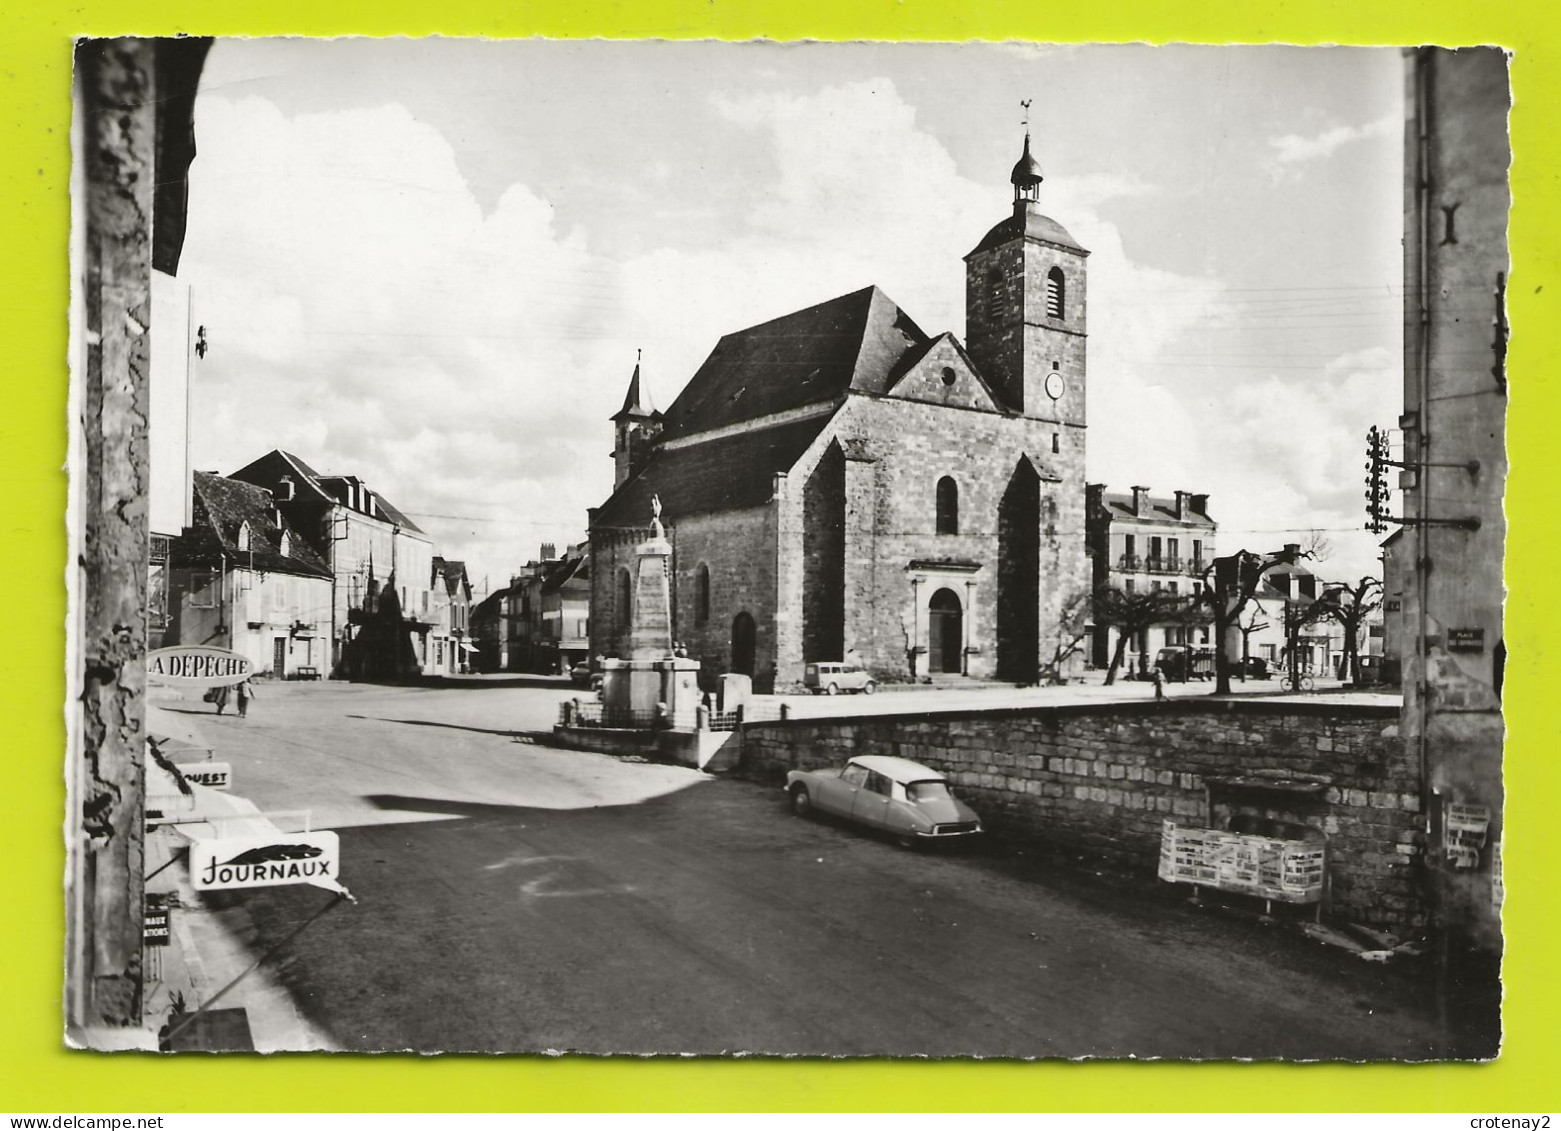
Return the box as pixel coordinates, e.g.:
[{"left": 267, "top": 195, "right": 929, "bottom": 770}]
[{"left": 588, "top": 135, "right": 1092, "bottom": 691}]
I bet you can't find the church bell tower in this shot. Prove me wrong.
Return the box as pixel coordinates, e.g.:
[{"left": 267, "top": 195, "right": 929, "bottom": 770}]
[
  {"left": 963, "top": 128, "right": 1090, "bottom": 428},
  {"left": 611, "top": 352, "right": 662, "bottom": 490}
]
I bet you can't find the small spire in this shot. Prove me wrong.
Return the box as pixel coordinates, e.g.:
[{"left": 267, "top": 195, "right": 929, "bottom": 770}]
[
  {"left": 614, "top": 350, "right": 656, "bottom": 419},
  {"left": 1010, "top": 102, "right": 1044, "bottom": 205}
]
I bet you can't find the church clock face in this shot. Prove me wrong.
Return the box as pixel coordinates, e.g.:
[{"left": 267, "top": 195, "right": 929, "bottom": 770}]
[{"left": 1044, "top": 371, "right": 1065, "bottom": 401}]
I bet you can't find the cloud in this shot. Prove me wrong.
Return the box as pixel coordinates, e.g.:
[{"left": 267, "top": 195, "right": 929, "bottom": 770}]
[
  {"left": 183, "top": 94, "right": 624, "bottom": 586},
  {"left": 1266, "top": 114, "right": 1396, "bottom": 171},
  {"left": 179, "top": 71, "right": 1394, "bottom": 593}
]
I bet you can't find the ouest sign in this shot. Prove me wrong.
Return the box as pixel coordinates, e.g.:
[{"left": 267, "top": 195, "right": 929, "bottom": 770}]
[{"left": 147, "top": 645, "right": 253, "bottom": 689}]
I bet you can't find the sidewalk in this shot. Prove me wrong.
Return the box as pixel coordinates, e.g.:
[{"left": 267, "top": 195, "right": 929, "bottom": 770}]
[
  {"left": 758, "top": 670, "right": 1399, "bottom": 721},
  {"left": 140, "top": 822, "right": 336, "bottom": 1052},
  {"left": 128, "top": 756, "right": 337, "bottom": 1053}
]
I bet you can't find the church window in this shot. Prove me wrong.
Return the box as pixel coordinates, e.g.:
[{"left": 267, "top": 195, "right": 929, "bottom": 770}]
[
  {"left": 941, "top": 367, "right": 957, "bottom": 387},
  {"left": 616, "top": 568, "right": 632, "bottom": 631},
  {"left": 696, "top": 563, "right": 711, "bottom": 626},
  {"left": 936, "top": 477, "right": 959, "bottom": 536},
  {"left": 985, "top": 268, "right": 1004, "bottom": 319},
  {"left": 1046, "top": 267, "right": 1065, "bottom": 319},
  {"left": 1051, "top": 433, "right": 1060, "bottom": 454}
]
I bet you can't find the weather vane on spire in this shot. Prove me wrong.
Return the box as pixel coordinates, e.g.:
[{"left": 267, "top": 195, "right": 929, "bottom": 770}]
[{"left": 1021, "top": 98, "right": 1033, "bottom": 132}]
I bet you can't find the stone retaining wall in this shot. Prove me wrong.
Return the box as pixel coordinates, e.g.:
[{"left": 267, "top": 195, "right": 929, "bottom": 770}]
[{"left": 738, "top": 700, "right": 1424, "bottom": 930}]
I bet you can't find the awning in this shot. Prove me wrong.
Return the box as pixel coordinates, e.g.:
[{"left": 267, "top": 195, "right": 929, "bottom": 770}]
[
  {"left": 460, "top": 641, "right": 480, "bottom": 653},
  {"left": 147, "top": 703, "right": 212, "bottom": 752}
]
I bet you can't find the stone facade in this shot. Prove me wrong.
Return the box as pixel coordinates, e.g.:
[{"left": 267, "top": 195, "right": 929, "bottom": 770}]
[
  {"left": 589, "top": 141, "right": 1093, "bottom": 693},
  {"left": 739, "top": 701, "right": 1424, "bottom": 931},
  {"left": 1400, "top": 48, "right": 1509, "bottom": 952}
]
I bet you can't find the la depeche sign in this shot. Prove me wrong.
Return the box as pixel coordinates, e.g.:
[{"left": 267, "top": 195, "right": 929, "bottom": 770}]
[
  {"left": 147, "top": 646, "right": 253, "bottom": 689},
  {"left": 190, "top": 831, "right": 342, "bottom": 892}
]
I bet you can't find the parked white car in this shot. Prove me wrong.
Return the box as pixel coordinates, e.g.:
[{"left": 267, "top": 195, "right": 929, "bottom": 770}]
[
  {"left": 803, "top": 662, "right": 876, "bottom": 695},
  {"left": 785, "top": 755, "right": 982, "bottom": 848}
]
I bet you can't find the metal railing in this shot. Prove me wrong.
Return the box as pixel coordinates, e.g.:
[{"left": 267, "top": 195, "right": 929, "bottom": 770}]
[
  {"left": 558, "top": 701, "right": 664, "bottom": 728},
  {"left": 707, "top": 710, "right": 742, "bottom": 732},
  {"left": 559, "top": 698, "right": 792, "bottom": 731},
  {"left": 1118, "top": 554, "right": 1142, "bottom": 570}
]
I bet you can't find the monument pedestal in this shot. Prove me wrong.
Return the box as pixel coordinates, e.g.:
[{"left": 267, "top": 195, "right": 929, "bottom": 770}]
[
  {"left": 559, "top": 501, "right": 719, "bottom": 762},
  {"left": 600, "top": 655, "right": 702, "bottom": 729}
]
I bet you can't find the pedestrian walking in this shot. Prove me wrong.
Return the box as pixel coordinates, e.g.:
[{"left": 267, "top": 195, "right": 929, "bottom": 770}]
[
  {"left": 235, "top": 678, "right": 257, "bottom": 718},
  {"left": 205, "top": 684, "right": 230, "bottom": 715},
  {"left": 1152, "top": 665, "right": 1166, "bottom": 702}
]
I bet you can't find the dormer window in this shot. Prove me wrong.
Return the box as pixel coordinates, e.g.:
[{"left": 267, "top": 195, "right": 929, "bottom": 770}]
[
  {"left": 279, "top": 530, "right": 292, "bottom": 558},
  {"left": 237, "top": 522, "right": 251, "bottom": 551}
]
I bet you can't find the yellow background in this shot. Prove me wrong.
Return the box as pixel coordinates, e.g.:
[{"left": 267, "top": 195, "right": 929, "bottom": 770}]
[{"left": 3, "top": 0, "right": 1555, "bottom": 1113}]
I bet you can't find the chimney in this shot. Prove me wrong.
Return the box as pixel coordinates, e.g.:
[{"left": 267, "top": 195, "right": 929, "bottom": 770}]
[
  {"left": 1283, "top": 542, "right": 1301, "bottom": 559},
  {"left": 1173, "top": 490, "right": 1188, "bottom": 520},
  {"left": 540, "top": 542, "right": 557, "bottom": 561},
  {"left": 1131, "top": 486, "right": 1151, "bottom": 516},
  {"left": 1190, "top": 493, "right": 1209, "bottom": 516}
]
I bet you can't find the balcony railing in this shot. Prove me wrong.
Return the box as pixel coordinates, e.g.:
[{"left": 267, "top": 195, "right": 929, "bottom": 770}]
[{"left": 1118, "top": 554, "right": 1142, "bottom": 570}]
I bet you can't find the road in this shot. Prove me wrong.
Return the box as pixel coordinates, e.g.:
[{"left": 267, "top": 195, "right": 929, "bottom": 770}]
[{"left": 157, "top": 676, "right": 1469, "bottom": 1059}]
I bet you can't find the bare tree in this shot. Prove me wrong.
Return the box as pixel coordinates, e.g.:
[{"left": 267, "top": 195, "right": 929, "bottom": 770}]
[
  {"left": 1039, "top": 588, "right": 1093, "bottom": 686},
  {"left": 1235, "top": 603, "right": 1270, "bottom": 681},
  {"left": 1201, "top": 546, "right": 1307, "bottom": 695},
  {"left": 1317, "top": 576, "right": 1384, "bottom": 684},
  {"left": 1282, "top": 596, "right": 1335, "bottom": 688},
  {"left": 1094, "top": 586, "right": 1198, "bottom": 686},
  {"left": 1301, "top": 529, "right": 1334, "bottom": 564}
]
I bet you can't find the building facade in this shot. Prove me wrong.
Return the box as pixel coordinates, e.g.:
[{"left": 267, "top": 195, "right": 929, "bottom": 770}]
[
  {"left": 167, "top": 472, "right": 334, "bottom": 677},
  {"left": 428, "top": 557, "right": 473, "bottom": 675},
  {"left": 1399, "top": 47, "right": 1509, "bottom": 953},
  {"left": 230, "top": 450, "right": 437, "bottom": 678},
  {"left": 589, "top": 137, "right": 1091, "bottom": 691},
  {"left": 1085, "top": 484, "right": 1216, "bottom": 671},
  {"left": 470, "top": 586, "right": 510, "bottom": 673}
]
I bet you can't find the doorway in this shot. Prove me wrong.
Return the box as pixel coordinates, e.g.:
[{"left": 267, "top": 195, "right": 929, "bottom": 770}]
[
  {"left": 273, "top": 636, "right": 287, "bottom": 678},
  {"left": 927, "top": 588, "right": 964, "bottom": 674},
  {"left": 731, "top": 611, "right": 756, "bottom": 677}
]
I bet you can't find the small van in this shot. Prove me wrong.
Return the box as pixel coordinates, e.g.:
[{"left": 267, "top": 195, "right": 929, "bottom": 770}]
[
  {"left": 1155, "top": 646, "right": 1216, "bottom": 682},
  {"left": 804, "top": 662, "right": 877, "bottom": 696}
]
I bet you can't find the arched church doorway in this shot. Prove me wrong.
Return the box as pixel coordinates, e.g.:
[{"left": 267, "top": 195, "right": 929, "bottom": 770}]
[
  {"left": 731, "top": 611, "right": 757, "bottom": 678},
  {"left": 927, "top": 588, "right": 964, "bottom": 675}
]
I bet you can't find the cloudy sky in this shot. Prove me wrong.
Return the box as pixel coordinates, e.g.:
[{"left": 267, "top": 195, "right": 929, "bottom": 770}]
[{"left": 178, "top": 40, "right": 1404, "bottom": 592}]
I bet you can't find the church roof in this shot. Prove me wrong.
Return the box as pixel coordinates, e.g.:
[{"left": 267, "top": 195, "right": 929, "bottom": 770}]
[
  {"left": 592, "top": 415, "right": 828, "bottom": 529},
  {"left": 656, "top": 285, "right": 931, "bottom": 442},
  {"left": 967, "top": 206, "right": 1088, "bottom": 258}
]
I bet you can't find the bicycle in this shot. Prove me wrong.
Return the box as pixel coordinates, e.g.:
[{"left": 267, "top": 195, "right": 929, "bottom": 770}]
[{"left": 1282, "top": 671, "right": 1315, "bottom": 693}]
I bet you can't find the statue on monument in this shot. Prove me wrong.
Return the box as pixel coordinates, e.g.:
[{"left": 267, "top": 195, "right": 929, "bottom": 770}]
[{"left": 650, "top": 493, "right": 665, "bottom": 539}]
